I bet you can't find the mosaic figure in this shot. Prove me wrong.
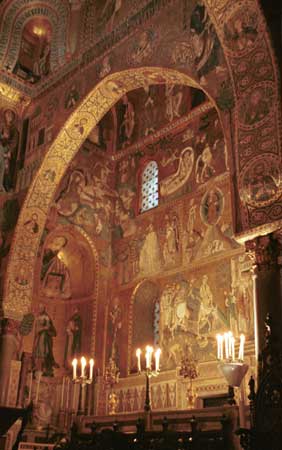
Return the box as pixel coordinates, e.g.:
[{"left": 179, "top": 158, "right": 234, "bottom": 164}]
[
  {"left": 165, "top": 85, "right": 183, "bottom": 122},
  {"left": 190, "top": 1, "right": 221, "bottom": 83},
  {"left": 41, "top": 236, "right": 71, "bottom": 299},
  {"left": 32, "top": 304, "right": 59, "bottom": 376},
  {"left": 162, "top": 214, "right": 179, "bottom": 266},
  {"left": 139, "top": 223, "right": 162, "bottom": 275},
  {"left": 0, "top": 109, "right": 19, "bottom": 191},
  {"left": 64, "top": 307, "right": 82, "bottom": 368},
  {"left": 160, "top": 147, "right": 194, "bottom": 197}
]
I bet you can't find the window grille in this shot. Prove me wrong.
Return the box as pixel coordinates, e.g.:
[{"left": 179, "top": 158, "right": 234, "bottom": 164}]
[{"left": 140, "top": 161, "right": 159, "bottom": 212}]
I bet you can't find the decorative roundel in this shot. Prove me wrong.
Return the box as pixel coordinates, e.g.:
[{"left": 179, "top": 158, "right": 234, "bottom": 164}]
[
  {"left": 238, "top": 82, "right": 275, "bottom": 130},
  {"left": 223, "top": 3, "right": 261, "bottom": 57},
  {"left": 200, "top": 187, "right": 224, "bottom": 226},
  {"left": 239, "top": 154, "right": 282, "bottom": 208}
]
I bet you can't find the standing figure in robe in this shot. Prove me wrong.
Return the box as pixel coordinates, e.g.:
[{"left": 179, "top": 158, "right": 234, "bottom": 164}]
[
  {"left": 139, "top": 223, "right": 162, "bottom": 274},
  {"left": 0, "top": 109, "right": 19, "bottom": 191},
  {"left": 119, "top": 95, "right": 135, "bottom": 147},
  {"left": 33, "top": 304, "right": 59, "bottom": 377},
  {"left": 162, "top": 214, "right": 179, "bottom": 265},
  {"left": 64, "top": 307, "right": 82, "bottom": 368}
]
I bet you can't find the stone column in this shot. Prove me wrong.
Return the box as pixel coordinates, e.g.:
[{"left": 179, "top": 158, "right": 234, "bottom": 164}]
[
  {"left": 245, "top": 232, "right": 282, "bottom": 379},
  {"left": 0, "top": 318, "right": 21, "bottom": 405}
]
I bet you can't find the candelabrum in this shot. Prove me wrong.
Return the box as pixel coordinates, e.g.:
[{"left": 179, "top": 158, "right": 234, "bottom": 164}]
[
  {"left": 104, "top": 357, "right": 120, "bottom": 415},
  {"left": 179, "top": 356, "right": 199, "bottom": 409},
  {"left": 216, "top": 331, "right": 249, "bottom": 426},
  {"left": 72, "top": 357, "right": 94, "bottom": 415},
  {"left": 136, "top": 346, "right": 161, "bottom": 413}
]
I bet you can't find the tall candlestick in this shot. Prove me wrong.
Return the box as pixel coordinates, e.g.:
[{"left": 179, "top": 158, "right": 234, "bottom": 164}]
[
  {"left": 60, "top": 376, "right": 65, "bottom": 409},
  {"left": 65, "top": 377, "right": 70, "bottom": 411},
  {"left": 72, "top": 383, "right": 77, "bottom": 411},
  {"left": 81, "top": 356, "right": 87, "bottom": 377},
  {"left": 154, "top": 348, "right": 161, "bottom": 372},
  {"left": 89, "top": 358, "right": 94, "bottom": 380},
  {"left": 238, "top": 334, "right": 245, "bottom": 361},
  {"left": 28, "top": 371, "right": 33, "bottom": 403},
  {"left": 136, "top": 345, "right": 161, "bottom": 414},
  {"left": 35, "top": 371, "right": 42, "bottom": 404},
  {"left": 136, "top": 348, "right": 142, "bottom": 372},
  {"left": 72, "top": 358, "right": 78, "bottom": 380}
]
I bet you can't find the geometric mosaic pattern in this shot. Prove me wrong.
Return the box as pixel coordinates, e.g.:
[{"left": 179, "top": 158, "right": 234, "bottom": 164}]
[{"left": 140, "top": 161, "right": 159, "bottom": 213}]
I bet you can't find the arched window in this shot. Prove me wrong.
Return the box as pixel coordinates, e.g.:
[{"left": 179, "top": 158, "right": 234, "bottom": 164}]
[{"left": 140, "top": 161, "right": 159, "bottom": 213}]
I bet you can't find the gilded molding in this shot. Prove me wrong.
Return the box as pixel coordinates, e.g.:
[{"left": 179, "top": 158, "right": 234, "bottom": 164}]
[
  {"left": 0, "top": 81, "right": 30, "bottom": 108},
  {"left": 235, "top": 220, "right": 282, "bottom": 244}
]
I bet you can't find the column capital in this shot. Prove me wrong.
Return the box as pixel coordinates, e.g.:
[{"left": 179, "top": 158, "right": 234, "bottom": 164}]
[{"left": 245, "top": 232, "right": 282, "bottom": 271}]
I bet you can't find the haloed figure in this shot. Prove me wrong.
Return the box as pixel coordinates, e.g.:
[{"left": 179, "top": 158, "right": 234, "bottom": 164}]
[{"left": 32, "top": 304, "right": 59, "bottom": 377}]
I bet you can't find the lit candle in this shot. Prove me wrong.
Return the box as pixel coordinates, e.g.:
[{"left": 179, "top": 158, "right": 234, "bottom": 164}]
[
  {"left": 149, "top": 346, "right": 153, "bottom": 369},
  {"left": 216, "top": 334, "right": 221, "bottom": 360},
  {"left": 224, "top": 332, "right": 229, "bottom": 360},
  {"left": 72, "top": 383, "right": 77, "bottom": 411},
  {"left": 145, "top": 346, "right": 153, "bottom": 369},
  {"left": 65, "top": 377, "right": 70, "bottom": 411},
  {"left": 81, "top": 356, "right": 87, "bottom": 377},
  {"left": 231, "top": 336, "right": 235, "bottom": 361},
  {"left": 154, "top": 348, "right": 161, "bottom": 372},
  {"left": 238, "top": 334, "right": 245, "bottom": 361},
  {"left": 136, "top": 348, "right": 142, "bottom": 372},
  {"left": 72, "top": 358, "right": 78, "bottom": 380},
  {"left": 228, "top": 331, "right": 233, "bottom": 359},
  {"left": 220, "top": 335, "right": 224, "bottom": 360},
  {"left": 60, "top": 376, "right": 65, "bottom": 409},
  {"left": 145, "top": 346, "right": 150, "bottom": 369},
  {"left": 89, "top": 358, "right": 94, "bottom": 380},
  {"left": 216, "top": 334, "right": 224, "bottom": 360}
]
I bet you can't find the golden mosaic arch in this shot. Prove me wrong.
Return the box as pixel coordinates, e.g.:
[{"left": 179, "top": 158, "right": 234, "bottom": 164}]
[{"left": 3, "top": 67, "right": 202, "bottom": 320}]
